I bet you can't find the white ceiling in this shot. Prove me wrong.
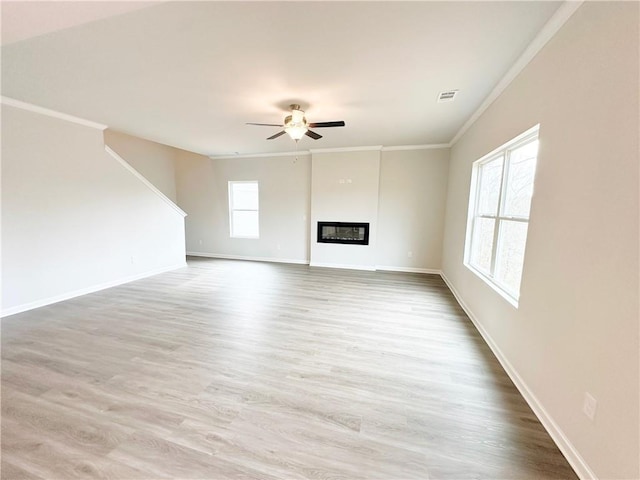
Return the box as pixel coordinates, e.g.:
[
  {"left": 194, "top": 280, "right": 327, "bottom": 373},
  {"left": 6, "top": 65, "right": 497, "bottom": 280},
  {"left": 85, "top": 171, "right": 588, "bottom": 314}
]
[
  {"left": 0, "top": 1, "right": 160, "bottom": 46},
  {"left": 1, "top": 1, "right": 562, "bottom": 156}
]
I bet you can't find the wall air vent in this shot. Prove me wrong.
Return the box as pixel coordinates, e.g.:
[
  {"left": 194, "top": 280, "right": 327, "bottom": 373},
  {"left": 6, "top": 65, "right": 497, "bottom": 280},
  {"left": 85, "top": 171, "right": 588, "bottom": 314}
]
[{"left": 437, "top": 90, "right": 459, "bottom": 102}]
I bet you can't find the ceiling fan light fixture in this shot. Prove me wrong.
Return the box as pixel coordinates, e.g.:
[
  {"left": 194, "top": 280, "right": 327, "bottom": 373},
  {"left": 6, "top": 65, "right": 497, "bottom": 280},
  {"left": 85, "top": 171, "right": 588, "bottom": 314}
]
[
  {"left": 284, "top": 106, "right": 308, "bottom": 140},
  {"left": 290, "top": 106, "right": 305, "bottom": 123},
  {"left": 247, "top": 103, "right": 343, "bottom": 142},
  {"left": 284, "top": 123, "right": 308, "bottom": 140}
]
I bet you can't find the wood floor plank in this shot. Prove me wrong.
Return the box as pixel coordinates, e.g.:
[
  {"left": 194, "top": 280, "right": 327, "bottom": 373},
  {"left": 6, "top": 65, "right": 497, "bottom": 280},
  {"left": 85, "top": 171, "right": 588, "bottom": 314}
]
[
  {"left": 0, "top": 458, "right": 44, "bottom": 480},
  {"left": 1, "top": 257, "right": 578, "bottom": 479},
  {"left": 107, "top": 431, "right": 281, "bottom": 480},
  {"left": 1, "top": 418, "right": 151, "bottom": 480}
]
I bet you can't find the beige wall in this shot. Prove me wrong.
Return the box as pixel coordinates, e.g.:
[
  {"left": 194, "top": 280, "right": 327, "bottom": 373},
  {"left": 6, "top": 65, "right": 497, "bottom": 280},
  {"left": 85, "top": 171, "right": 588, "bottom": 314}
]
[
  {"left": 176, "top": 153, "right": 312, "bottom": 263},
  {"left": 1, "top": 105, "right": 186, "bottom": 316},
  {"left": 310, "top": 150, "right": 381, "bottom": 269},
  {"left": 174, "top": 150, "right": 219, "bottom": 255},
  {"left": 441, "top": 3, "right": 639, "bottom": 478},
  {"left": 176, "top": 147, "right": 450, "bottom": 272},
  {"left": 378, "top": 148, "right": 449, "bottom": 271},
  {"left": 104, "top": 129, "right": 179, "bottom": 202}
]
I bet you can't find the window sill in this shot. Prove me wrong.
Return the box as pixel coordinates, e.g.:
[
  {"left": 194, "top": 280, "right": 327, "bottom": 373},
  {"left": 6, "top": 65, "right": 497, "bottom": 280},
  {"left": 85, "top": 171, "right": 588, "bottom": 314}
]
[{"left": 463, "top": 262, "right": 519, "bottom": 308}]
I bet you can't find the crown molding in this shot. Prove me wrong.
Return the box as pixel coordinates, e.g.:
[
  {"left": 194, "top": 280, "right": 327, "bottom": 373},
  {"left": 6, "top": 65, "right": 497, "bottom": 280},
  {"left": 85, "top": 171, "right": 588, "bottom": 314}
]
[
  {"left": 381, "top": 144, "right": 450, "bottom": 151},
  {"left": 210, "top": 143, "right": 451, "bottom": 159},
  {"left": 449, "top": 0, "right": 584, "bottom": 146},
  {"left": 1, "top": 96, "right": 108, "bottom": 130},
  {"left": 209, "top": 150, "right": 311, "bottom": 160},
  {"left": 309, "top": 145, "right": 383, "bottom": 154}
]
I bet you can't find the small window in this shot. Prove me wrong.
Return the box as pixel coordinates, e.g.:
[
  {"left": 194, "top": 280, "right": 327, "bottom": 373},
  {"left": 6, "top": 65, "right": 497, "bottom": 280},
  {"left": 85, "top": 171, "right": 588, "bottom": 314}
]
[
  {"left": 228, "top": 181, "right": 259, "bottom": 238},
  {"left": 464, "top": 125, "right": 539, "bottom": 306}
]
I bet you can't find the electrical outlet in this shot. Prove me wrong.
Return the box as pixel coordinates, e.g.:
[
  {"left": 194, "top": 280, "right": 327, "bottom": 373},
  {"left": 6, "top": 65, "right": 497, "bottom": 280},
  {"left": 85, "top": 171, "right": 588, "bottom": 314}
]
[
  {"left": 583, "top": 392, "right": 597, "bottom": 421},
  {"left": 277, "top": 243, "right": 281, "bottom": 250},
  {"left": 408, "top": 251, "right": 413, "bottom": 258},
  {"left": 199, "top": 239, "right": 203, "bottom": 245}
]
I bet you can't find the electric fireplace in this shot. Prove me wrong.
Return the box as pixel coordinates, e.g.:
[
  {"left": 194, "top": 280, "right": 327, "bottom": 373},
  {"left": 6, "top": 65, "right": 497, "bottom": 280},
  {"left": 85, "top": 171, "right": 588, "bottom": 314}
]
[{"left": 317, "top": 222, "right": 369, "bottom": 245}]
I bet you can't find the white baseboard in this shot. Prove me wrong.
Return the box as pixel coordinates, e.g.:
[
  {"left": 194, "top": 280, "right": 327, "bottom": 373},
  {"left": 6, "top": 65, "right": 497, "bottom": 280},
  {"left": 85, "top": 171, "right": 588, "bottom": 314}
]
[
  {"left": 187, "top": 252, "right": 309, "bottom": 265},
  {"left": 439, "top": 271, "right": 596, "bottom": 480},
  {"left": 187, "top": 254, "right": 440, "bottom": 275},
  {"left": 309, "top": 262, "right": 376, "bottom": 271},
  {"left": 375, "top": 265, "right": 441, "bottom": 274},
  {"left": 1, "top": 262, "right": 187, "bottom": 319}
]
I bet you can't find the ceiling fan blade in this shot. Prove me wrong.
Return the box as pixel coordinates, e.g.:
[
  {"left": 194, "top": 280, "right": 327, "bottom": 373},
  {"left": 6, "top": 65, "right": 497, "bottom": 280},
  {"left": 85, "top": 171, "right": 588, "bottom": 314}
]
[
  {"left": 305, "top": 130, "right": 322, "bottom": 140},
  {"left": 247, "top": 123, "right": 284, "bottom": 127},
  {"left": 267, "top": 131, "right": 286, "bottom": 140},
  {"left": 308, "top": 121, "right": 345, "bottom": 128}
]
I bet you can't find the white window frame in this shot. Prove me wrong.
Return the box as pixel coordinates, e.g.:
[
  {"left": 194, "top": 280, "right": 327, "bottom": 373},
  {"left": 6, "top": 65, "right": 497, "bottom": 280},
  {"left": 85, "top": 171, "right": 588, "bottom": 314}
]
[
  {"left": 228, "top": 181, "right": 260, "bottom": 239},
  {"left": 463, "top": 125, "right": 540, "bottom": 307}
]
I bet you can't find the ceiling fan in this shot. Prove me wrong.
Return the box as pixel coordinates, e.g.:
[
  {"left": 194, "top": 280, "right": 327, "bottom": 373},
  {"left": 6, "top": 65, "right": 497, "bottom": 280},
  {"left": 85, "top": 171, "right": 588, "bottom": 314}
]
[{"left": 247, "top": 104, "right": 345, "bottom": 141}]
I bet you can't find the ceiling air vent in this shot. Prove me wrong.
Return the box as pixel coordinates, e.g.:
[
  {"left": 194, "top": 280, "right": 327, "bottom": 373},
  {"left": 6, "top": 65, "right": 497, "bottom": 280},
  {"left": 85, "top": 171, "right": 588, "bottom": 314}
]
[{"left": 437, "top": 90, "right": 459, "bottom": 102}]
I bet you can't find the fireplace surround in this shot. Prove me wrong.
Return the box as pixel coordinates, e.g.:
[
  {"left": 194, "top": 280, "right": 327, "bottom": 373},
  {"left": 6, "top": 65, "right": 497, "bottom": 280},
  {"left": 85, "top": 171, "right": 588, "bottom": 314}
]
[{"left": 317, "top": 222, "right": 370, "bottom": 246}]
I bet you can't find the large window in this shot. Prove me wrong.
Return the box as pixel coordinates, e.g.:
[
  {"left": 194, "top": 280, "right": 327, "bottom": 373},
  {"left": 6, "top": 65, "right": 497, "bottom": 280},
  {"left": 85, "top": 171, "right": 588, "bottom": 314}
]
[
  {"left": 228, "top": 181, "right": 259, "bottom": 238},
  {"left": 464, "top": 125, "right": 539, "bottom": 306}
]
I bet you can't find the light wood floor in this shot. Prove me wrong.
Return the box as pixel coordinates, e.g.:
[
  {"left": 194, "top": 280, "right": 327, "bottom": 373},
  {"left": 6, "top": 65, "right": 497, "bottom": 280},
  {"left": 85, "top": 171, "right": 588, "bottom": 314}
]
[{"left": 1, "top": 257, "right": 577, "bottom": 479}]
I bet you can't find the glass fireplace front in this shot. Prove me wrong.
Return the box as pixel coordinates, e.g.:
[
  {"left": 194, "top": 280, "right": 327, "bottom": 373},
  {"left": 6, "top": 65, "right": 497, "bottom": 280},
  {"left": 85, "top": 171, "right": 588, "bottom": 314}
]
[{"left": 317, "top": 222, "right": 369, "bottom": 245}]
